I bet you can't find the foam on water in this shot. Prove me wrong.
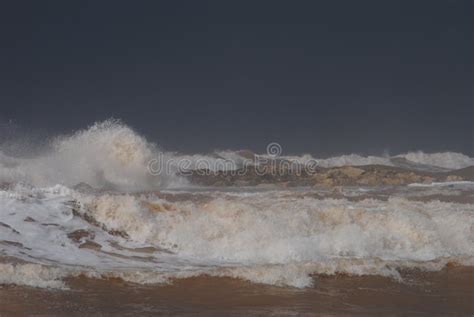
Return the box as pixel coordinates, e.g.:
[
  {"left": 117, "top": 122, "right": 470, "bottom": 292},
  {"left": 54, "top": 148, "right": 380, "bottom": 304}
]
[
  {"left": 275, "top": 152, "right": 473, "bottom": 170},
  {"left": 88, "top": 193, "right": 473, "bottom": 264},
  {"left": 408, "top": 181, "right": 474, "bottom": 187},
  {"left": 397, "top": 151, "right": 474, "bottom": 170},
  {"left": 0, "top": 120, "right": 187, "bottom": 190},
  {"left": 0, "top": 185, "right": 473, "bottom": 288},
  {"left": 289, "top": 154, "right": 392, "bottom": 168},
  {"left": 0, "top": 263, "right": 68, "bottom": 289}
]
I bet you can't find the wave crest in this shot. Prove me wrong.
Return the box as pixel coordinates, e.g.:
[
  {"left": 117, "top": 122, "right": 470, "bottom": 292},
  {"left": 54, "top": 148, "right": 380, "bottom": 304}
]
[{"left": 0, "top": 120, "right": 182, "bottom": 190}]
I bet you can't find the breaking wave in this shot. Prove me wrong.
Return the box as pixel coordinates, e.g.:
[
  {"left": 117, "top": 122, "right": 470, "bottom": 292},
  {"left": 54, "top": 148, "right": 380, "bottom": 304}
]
[
  {"left": 0, "top": 120, "right": 185, "bottom": 190},
  {"left": 0, "top": 185, "right": 473, "bottom": 288},
  {"left": 396, "top": 151, "right": 474, "bottom": 170}
]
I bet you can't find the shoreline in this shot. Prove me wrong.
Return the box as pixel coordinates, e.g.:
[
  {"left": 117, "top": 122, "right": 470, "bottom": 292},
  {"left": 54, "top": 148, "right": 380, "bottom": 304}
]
[{"left": 1, "top": 266, "right": 472, "bottom": 316}]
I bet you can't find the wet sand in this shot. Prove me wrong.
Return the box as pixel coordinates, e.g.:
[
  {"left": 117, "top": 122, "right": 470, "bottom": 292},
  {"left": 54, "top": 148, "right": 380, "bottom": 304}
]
[{"left": 1, "top": 266, "right": 472, "bottom": 316}]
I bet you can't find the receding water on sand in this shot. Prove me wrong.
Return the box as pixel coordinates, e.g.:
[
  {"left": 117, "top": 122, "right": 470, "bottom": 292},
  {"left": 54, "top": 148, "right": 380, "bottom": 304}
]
[{"left": 1, "top": 266, "right": 472, "bottom": 316}]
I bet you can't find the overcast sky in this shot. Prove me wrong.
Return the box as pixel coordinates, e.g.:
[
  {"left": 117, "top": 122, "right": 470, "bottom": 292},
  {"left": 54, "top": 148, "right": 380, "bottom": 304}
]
[{"left": 0, "top": 1, "right": 472, "bottom": 156}]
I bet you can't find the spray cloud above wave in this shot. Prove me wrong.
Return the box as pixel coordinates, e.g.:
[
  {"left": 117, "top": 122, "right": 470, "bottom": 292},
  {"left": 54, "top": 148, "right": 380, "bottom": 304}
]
[{"left": 0, "top": 120, "right": 175, "bottom": 190}]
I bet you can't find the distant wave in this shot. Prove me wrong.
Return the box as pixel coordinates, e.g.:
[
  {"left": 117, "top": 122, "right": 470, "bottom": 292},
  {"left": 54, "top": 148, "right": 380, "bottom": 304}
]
[
  {"left": 257, "top": 152, "right": 473, "bottom": 171},
  {"left": 0, "top": 119, "right": 472, "bottom": 190},
  {"left": 395, "top": 151, "right": 474, "bottom": 170}
]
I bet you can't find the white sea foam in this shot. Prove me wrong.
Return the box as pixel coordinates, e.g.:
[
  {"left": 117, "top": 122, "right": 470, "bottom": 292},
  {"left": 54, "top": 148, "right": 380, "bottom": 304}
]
[
  {"left": 275, "top": 152, "right": 473, "bottom": 170},
  {"left": 408, "top": 181, "right": 474, "bottom": 187},
  {"left": 0, "top": 120, "right": 187, "bottom": 190},
  {"left": 0, "top": 185, "right": 473, "bottom": 288},
  {"left": 306, "top": 154, "right": 391, "bottom": 168},
  {"left": 396, "top": 151, "right": 474, "bottom": 170},
  {"left": 88, "top": 193, "right": 473, "bottom": 264},
  {"left": 0, "top": 263, "right": 68, "bottom": 289}
]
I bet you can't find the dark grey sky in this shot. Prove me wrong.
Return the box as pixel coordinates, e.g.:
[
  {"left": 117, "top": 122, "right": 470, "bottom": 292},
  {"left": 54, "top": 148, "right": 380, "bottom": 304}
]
[{"left": 0, "top": 0, "right": 472, "bottom": 156}]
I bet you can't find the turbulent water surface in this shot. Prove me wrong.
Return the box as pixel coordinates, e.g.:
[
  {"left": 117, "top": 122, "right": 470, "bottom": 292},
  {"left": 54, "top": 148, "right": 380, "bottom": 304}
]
[{"left": 0, "top": 121, "right": 473, "bottom": 315}]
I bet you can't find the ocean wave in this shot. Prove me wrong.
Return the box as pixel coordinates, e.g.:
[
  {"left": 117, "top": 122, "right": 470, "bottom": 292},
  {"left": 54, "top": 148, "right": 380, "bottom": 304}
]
[
  {"left": 273, "top": 152, "right": 473, "bottom": 170},
  {"left": 0, "top": 120, "right": 185, "bottom": 190},
  {"left": 1, "top": 256, "right": 472, "bottom": 290},
  {"left": 0, "top": 185, "right": 472, "bottom": 288},
  {"left": 396, "top": 151, "right": 474, "bottom": 170},
  {"left": 0, "top": 263, "right": 68, "bottom": 289}
]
